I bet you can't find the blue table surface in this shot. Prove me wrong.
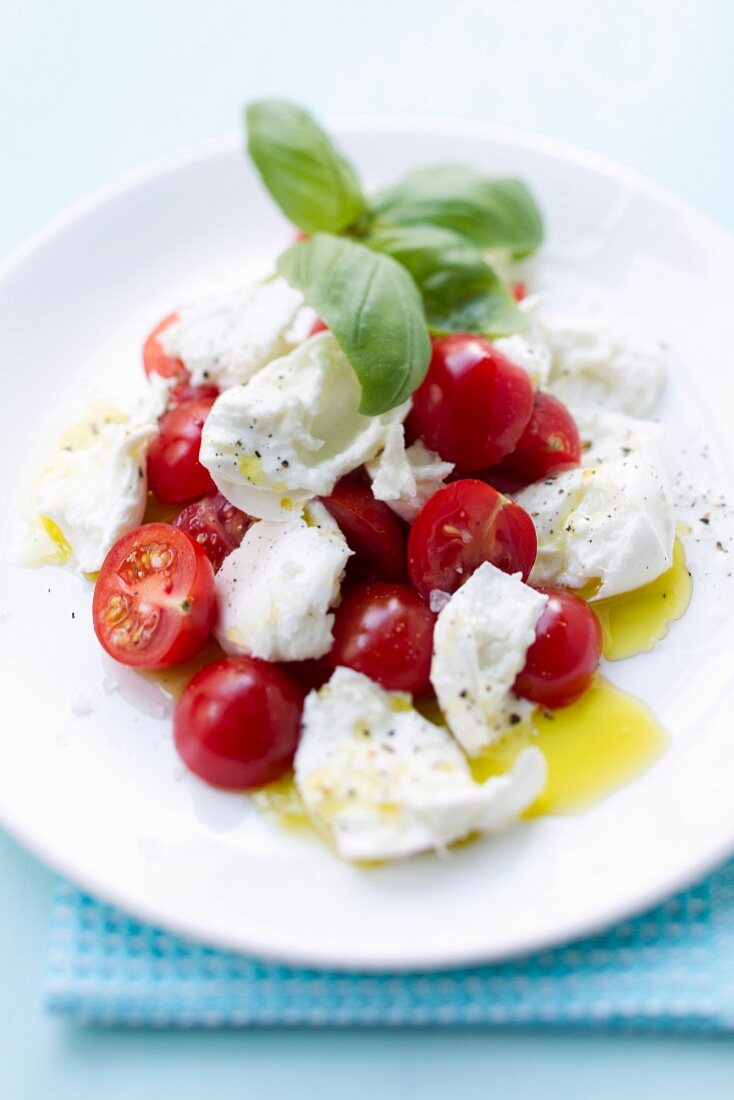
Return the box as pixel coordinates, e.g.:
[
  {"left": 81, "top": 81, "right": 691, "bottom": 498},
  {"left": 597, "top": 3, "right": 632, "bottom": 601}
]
[{"left": 3, "top": 1, "right": 734, "bottom": 1095}]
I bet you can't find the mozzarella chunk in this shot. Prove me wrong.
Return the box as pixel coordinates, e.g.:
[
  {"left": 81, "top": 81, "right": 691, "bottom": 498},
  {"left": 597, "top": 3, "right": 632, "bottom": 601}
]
[
  {"left": 31, "top": 381, "right": 168, "bottom": 573},
  {"left": 431, "top": 564, "right": 548, "bottom": 756},
  {"left": 160, "top": 278, "right": 306, "bottom": 389},
  {"left": 295, "top": 668, "right": 546, "bottom": 862},
  {"left": 200, "top": 332, "right": 410, "bottom": 520},
  {"left": 494, "top": 297, "right": 552, "bottom": 388},
  {"left": 538, "top": 312, "right": 666, "bottom": 416},
  {"left": 366, "top": 426, "right": 454, "bottom": 521},
  {"left": 214, "top": 502, "right": 351, "bottom": 661},
  {"left": 515, "top": 414, "right": 675, "bottom": 599}
]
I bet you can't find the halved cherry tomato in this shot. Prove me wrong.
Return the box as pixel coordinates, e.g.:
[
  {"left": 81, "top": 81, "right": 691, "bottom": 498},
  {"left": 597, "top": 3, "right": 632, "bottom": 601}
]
[
  {"left": 514, "top": 588, "right": 602, "bottom": 709},
  {"left": 484, "top": 392, "right": 581, "bottom": 493},
  {"left": 329, "top": 582, "right": 435, "bottom": 696},
  {"left": 408, "top": 479, "right": 537, "bottom": 599},
  {"left": 406, "top": 335, "right": 534, "bottom": 471},
  {"left": 173, "top": 491, "right": 251, "bottom": 571},
  {"left": 147, "top": 397, "right": 216, "bottom": 504},
  {"left": 170, "top": 379, "right": 220, "bottom": 406},
  {"left": 143, "top": 313, "right": 187, "bottom": 380},
  {"left": 174, "top": 656, "right": 303, "bottom": 789},
  {"left": 322, "top": 477, "right": 406, "bottom": 584},
  {"left": 93, "top": 523, "right": 217, "bottom": 669}
]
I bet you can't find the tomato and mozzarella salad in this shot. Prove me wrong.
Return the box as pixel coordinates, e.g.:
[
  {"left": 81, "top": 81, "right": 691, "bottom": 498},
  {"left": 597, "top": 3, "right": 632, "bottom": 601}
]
[{"left": 18, "top": 100, "right": 690, "bottom": 864}]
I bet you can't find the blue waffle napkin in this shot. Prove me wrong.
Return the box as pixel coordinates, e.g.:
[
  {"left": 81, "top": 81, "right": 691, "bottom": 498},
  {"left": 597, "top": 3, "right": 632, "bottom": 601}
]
[{"left": 45, "top": 859, "right": 734, "bottom": 1031}]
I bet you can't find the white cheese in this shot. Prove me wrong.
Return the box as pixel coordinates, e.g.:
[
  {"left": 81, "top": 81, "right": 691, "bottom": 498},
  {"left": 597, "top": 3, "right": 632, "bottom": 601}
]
[
  {"left": 200, "top": 332, "right": 410, "bottom": 520},
  {"left": 366, "top": 425, "right": 454, "bottom": 522},
  {"left": 494, "top": 297, "right": 552, "bottom": 388},
  {"left": 214, "top": 502, "right": 351, "bottom": 661},
  {"left": 160, "top": 278, "right": 306, "bottom": 389},
  {"left": 30, "top": 379, "right": 168, "bottom": 574},
  {"left": 295, "top": 668, "right": 546, "bottom": 862},
  {"left": 515, "top": 411, "right": 675, "bottom": 598},
  {"left": 431, "top": 563, "right": 547, "bottom": 756},
  {"left": 538, "top": 312, "right": 666, "bottom": 417}
]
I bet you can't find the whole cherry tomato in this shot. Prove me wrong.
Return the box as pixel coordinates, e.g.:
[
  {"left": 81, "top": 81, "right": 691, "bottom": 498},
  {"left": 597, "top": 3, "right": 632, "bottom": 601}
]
[{"left": 407, "top": 334, "right": 533, "bottom": 471}]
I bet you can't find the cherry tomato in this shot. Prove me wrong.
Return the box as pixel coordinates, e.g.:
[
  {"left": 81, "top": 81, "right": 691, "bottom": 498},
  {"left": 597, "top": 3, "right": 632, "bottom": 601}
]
[
  {"left": 174, "top": 657, "right": 303, "bottom": 789},
  {"left": 322, "top": 477, "right": 406, "bottom": 584},
  {"left": 511, "top": 282, "right": 527, "bottom": 302},
  {"left": 170, "top": 379, "right": 220, "bottom": 406},
  {"left": 308, "top": 317, "right": 328, "bottom": 336},
  {"left": 484, "top": 392, "right": 582, "bottom": 492},
  {"left": 514, "top": 588, "right": 603, "bottom": 709},
  {"left": 408, "top": 479, "right": 537, "bottom": 599},
  {"left": 406, "top": 335, "right": 534, "bottom": 472},
  {"left": 147, "top": 396, "right": 216, "bottom": 504},
  {"left": 173, "top": 491, "right": 251, "bottom": 571},
  {"left": 329, "top": 582, "right": 435, "bottom": 696},
  {"left": 93, "top": 523, "right": 217, "bottom": 669},
  {"left": 143, "top": 313, "right": 187, "bottom": 380}
]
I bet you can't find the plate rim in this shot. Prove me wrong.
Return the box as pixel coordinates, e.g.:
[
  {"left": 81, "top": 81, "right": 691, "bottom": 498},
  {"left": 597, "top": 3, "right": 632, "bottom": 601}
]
[{"left": 3, "top": 117, "right": 734, "bottom": 971}]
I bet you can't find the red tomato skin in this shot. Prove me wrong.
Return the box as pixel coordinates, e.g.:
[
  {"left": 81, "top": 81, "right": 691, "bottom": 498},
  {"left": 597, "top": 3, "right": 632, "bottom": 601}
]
[
  {"left": 147, "top": 397, "right": 216, "bottom": 504},
  {"left": 174, "top": 657, "right": 303, "bottom": 789},
  {"left": 329, "top": 582, "right": 435, "bottom": 697},
  {"left": 322, "top": 478, "right": 406, "bottom": 584},
  {"left": 143, "top": 313, "right": 187, "bottom": 380},
  {"left": 170, "top": 380, "right": 220, "bottom": 406},
  {"left": 93, "top": 523, "right": 217, "bottom": 669},
  {"left": 407, "top": 479, "right": 537, "bottom": 599},
  {"left": 514, "top": 587, "right": 603, "bottom": 709},
  {"left": 484, "top": 392, "right": 581, "bottom": 492},
  {"left": 406, "top": 335, "right": 534, "bottom": 472},
  {"left": 173, "top": 492, "right": 251, "bottom": 572}
]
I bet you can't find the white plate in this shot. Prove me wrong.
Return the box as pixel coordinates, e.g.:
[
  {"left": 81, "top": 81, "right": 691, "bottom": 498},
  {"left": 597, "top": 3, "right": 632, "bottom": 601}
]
[{"left": 2, "top": 121, "right": 734, "bottom": 971}]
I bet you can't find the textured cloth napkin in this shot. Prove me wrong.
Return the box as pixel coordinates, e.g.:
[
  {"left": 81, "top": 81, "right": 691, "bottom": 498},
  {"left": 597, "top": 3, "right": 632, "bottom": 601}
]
[{"left": 45, "top": 859, "right": 734, "bottom": 1031}]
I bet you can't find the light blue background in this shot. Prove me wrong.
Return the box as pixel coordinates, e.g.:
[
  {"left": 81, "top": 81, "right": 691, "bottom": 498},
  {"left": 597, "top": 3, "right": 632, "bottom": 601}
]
[{"left": 2, "top": 0, "right": 734, "bottom": 1095}]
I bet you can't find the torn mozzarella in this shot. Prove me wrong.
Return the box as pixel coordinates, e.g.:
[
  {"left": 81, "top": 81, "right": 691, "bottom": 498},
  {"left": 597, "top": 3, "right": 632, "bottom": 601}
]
[
  {"left": 214, "top": 502, "right": 351, "bottom": 661},
  {"left": 295, "top": 668, "right": 546, "bottom": 861},
  {"left": 200, "top": 332, "right": 410, "bottom": 520},
  {"left": 160, "top": 278, "right": 306, "bottom": 389},
  {"left": 431, "top": 563, "right": 548, "bottom": 756},
  {"left": 366, "top": 426, "right": 454, "bottom": 521}
]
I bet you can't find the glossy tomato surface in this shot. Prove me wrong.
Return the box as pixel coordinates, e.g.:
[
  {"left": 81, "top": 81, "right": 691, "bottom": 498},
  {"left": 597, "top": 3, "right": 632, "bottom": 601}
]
[
  {"left": 92, "top": 523, "right": 217, "bottom": 669},
  {"left": 142, "top": 313, "right": 187, "bottom": 380},
  {"left": 514, "top": 587, "right": 603, "bottom": 709},
  {"left": 406, "top": 335, "right": 533, "bottom": 471},
  {"left": 170, "top": 379, "right": 220, "bottom": 405},
  {"left": 485, "top": 392, "right": 581, "bottom": 492},
  {"left": 408, "top": 479, "right": 537, "bottom": 598},
  {"left": 174, "top": 656, "right": 303, "bottom": 789},
  {"left": 147, "top": 396, "right": 216, "bottom": 504},
  {"left": 322, "top": 477, "right": 406, "bottom": 584},
  {"left": 173, "top": 492, "right": 251, "bottom": 571},
  {"left": 329, "top": 582, "right": 435, "bottom": 696}
]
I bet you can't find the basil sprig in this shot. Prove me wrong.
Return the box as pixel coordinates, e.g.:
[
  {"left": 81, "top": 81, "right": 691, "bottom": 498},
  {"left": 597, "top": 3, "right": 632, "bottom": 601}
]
[
  {"left": 365, "top": 223, "right": 526, "bottom": 337},
  {"left": 278, "top": 234, "right": 431, "bottom": 416},
  {"left": 246, "top": 100, "right": 367, "bottom": 234},
  {"left": 245, "top": 100, "right": 543, "bottom": 413},
  {"left": 374, "top": 166, "right": 543, "bottom": 258}
]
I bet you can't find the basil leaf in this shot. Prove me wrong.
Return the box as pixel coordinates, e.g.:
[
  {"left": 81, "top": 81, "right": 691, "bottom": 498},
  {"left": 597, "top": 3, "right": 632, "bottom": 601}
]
[
  {"left": 375, "top": 167, "right": 543, "bottom": 257},
  {"left": 367, "top": 224, "right": 526, "bottom": 337},
  {"left": 246, "top": 100, "right": 367, "bottom": 234},
  {"left": 277, "top": 233, "right": 431, "bottom": 416}
]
